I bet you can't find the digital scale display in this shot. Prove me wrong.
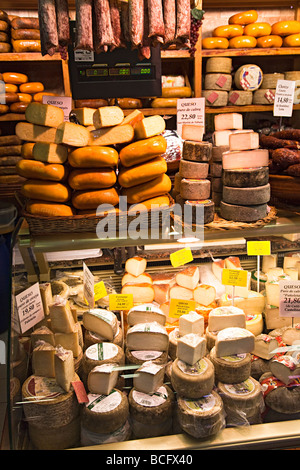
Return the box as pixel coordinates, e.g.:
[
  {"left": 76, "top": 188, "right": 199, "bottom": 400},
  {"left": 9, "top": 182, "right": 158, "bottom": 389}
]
[{"left": 79, "top": 65, "right": 154, "bottom": 80}]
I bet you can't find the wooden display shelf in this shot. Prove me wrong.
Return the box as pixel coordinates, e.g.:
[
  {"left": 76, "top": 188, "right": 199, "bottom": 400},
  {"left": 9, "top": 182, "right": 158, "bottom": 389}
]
[
  {"left": 0, "top": 113, "right": 26, "bottom": 121},
  {"left": 205, "top": 104, "right": 300, "bottom": 114},
  {"left": 202, "top": 47, "right": 300, "bottom": 58},
  {"left": 0, "top": 52, "right": 65, "bottom": 62},
  {"left": 124, "top": 107, "right": 177, "bottom": 116}
]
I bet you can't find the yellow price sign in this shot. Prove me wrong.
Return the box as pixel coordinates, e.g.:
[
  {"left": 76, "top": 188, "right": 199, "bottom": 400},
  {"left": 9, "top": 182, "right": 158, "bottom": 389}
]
[
  {"left": 170, "top": 248, "right": 193, "bottom": 268},
  {"left": 109, "top": 294, "right": 133, "bottom": 311},
  {"left": 222, "top": 268, "right": 248, "bottom": 287},
  {"left": 94, "top": 281, "right": 107, "bottom": 302},
  {"left": 247, "top": 241, "right": 271, "bottom": 256},
  {"left": 169, "top": 299, "right": 196, "bottom": 318}
]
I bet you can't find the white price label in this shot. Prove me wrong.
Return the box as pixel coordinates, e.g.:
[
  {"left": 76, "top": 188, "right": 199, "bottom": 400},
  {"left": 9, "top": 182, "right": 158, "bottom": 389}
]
[
  {"left": 15, "top": 282, "right": 45, "bottom": 333},
  {"left": 279, "top": 279, "right": 300, "bottom": 317},
  {"left": 273, "top": 79, "right": 295, "bottom": 117},
  {"left": 42, "top": 95, "right": 72, "bottom": 122},
  {"left": 83, "top": 262, "right": 94, "bottom": 308},
  {"left": 177, "top": 98, "right": 205, "bottom": 137},
  {"left": 74, "top": 50, "right": 94, "bottom": 62}
]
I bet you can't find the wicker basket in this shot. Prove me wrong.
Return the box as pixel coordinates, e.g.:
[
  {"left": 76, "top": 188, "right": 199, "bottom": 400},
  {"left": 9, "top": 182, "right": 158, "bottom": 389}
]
[{"left": 23, "top": 193, "right": 175, "bottom": 236}]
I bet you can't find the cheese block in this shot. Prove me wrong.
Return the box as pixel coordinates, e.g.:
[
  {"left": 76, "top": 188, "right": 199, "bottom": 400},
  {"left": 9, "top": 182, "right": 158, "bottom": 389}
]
[
  {"left": 133, "top": 361, "right": 165, "bottom": 394},
  {"left": 90, "top": 124, "right": 134, "bottom": 146},
  {"left": 234, "top": 65, "right": 263, "bottom": 91},
  {"left": 229, "top": 131, "right": 259, "bottom": 151},
  {"left": 31, "top": 326, "right": 55, "bottom": 348},
  {"left": 181, "top": 125, "right": 204, "bottom": 142},
  {"left": 121, "top": 283, "right": 154, "bottom": 304},
  {"left": 171, "top": 357, "right": 215, "bottom": 398},
  {"left": 182, "top": 140, "right": 212, "bottom": 163},
  {"left": 176, "top": 391, "right": 225, "bottom": 439},
  {"left": 121, "top": 109, "right": 144, "bottom": 127},
  {"left": 121, "top": 174, "right": 172, "bottom": 204},
  {"left": 87, "top": 363, "right": 119, "bottom": 395},
  {"left": 208, "top": 306, "right": 246, "bottom": 332},
  {"left": 68, "top": 146, "right": 119, "bottom": 168},
  {"left": 82, "top": 343, "right": 125, "bottom": 377},
  {"left": 212, "top": 130, "right": 233, "bottom": 147},
  {"left": 134, "top": 115, "right": 166, "bottom": 140},
  {"left": 204, "top": 73, "right": 232, "bottom": 91},
  {"left": 265, "top": 278, "right": 286, "bottom": 307},
  {"left": 180, "top": 178, "right": 211, "bottom": 200},
  {"left": 215, "top": 327, "right": 255, "bottom": 357},
  {"left": 54, "top": 346, "right": 75, "bottom": 392},
  {"left": 222, "top": 149, "right": 269, "bottom": 170},
  {"left": 225, "top": 256, "right": 241, "bottom": 270},
  {"left": 214, "top": 113, "right": 243, "bottom": 131},
  {"left": 127, "top": 303, "right": 165, "bottom": 327},
  {"left": 126, "top": 322, "right": 169, "bottom": 351},
  {"left": 270, "top": 355, "right": 300, "bottom": 385},
  {"left": 206, "top": 57, "right": 232, "bottom": 74},
  {"left": 179, "top": 160, "right": 209, "bottom": 179},
  {"left": 218, "top": 291, "right": 265, "bottom": 316},
  {"left": 222, "top": 167, "right": 269, "bottom": 188},
  {"left": 202, "top": 90, "right": 228, "bottom": 107},
  {"left": 252, "top": 334, "right": 279, "bottom": 360},
  {"left": 118, "top": 156, "right": 167, "bottom": 187},
  {"left": 209, "top": 346, "right": 251, "bottom": 384},
  {"left": 228, "top": 90, "right": 253, "bottom": 106},
  {"left": 54, "top": 328, "right": 81, "bottom": 357},
  {"left": 82, "top": 389, "right": 129, "bottom": 434},
  {"left": 15, "top": 122, "right": 57, "bottom": 143},
  {"left": 71, "top": 107, "right": 95, "bottom": 126},
  {"left": 122, "top": 272, "right": 152, "bottom": 286},
  {"left": 220, "top": 201, "right": 268, "bottom": 222},
  {"left": 175, "top": 266, "right": 199, "bottom": 290},
  {"left": 169, "top": 284, "right": 194, "bottom": 300},
  {"left": 177, "top": 333, "right": 207, "bottom": 365},
  {"left": 55, "top": 122, "right": 90, "bottom": 147},
  {"left": 32, "top": 142, "right": 68, "bottom": 164},
  {"left": 193, "top": 284, "right": 216, "bottom": 307},
  {"left": 32, "top": 341, "right": 56, "bottom": 377},
  {"left": 211, "top": 258, "right": 225, "bottom": 282},
  {"left": 281, "top": 325, "right": 300, "bottom": 345},
  {"left": 179, "top": 311, "right": 204, "bottom": 336},
  {"left": 93, "top": 106, "right": 124, "bottom": 129},
  {"left": 125, "top": 256, "right": 147, "bottom": 276},
  {"left": 217, "top": 377, "right": 263, "bottom": 425},
  {"left": 222, "top": 184, "right": 270, "bottom": 206},
  {"left": 49, "top": 298, "right": 76, "bottom": 334},
  {"left": 25, "top": 102, "right": 64, "bottom": 128},
  {"left": 83, "top": 309, "right": 118, "bottom": 342}
]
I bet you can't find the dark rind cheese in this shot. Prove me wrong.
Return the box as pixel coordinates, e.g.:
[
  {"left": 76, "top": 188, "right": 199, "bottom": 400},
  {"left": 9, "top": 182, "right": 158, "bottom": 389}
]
[
  {"left": 222, "top": 167, "right": 269, "bottom": 188},
  {"left": 171, "top": 357, "right": 215, "bottom": 398},
  {"left": 182, "top": 140, "right": 212, "bottom": 162},
  {"left": 212, "top": 145, "right": 229, "bottom": 162},
  {"left": 179, "top": 160, "right": 209, "bottom": 179},
  {"left": 209, "top": 346, "right": 251, "bottom": 384},
  {"left": 222, "top": 184, "right": 270, "bottom": 205},
  {"left": 220, "top": 201, "right": 268, "bottom": 222},
  {"left": 180, "top": 178, "right": 211, "bottom": 200},
  {"left": 211, "top": 177, "right": 223, "bottom": 192},
  {"left": 210, "top": 162, "right": 223, "bottom": 177},
  {"left": 125, "top": 348, "right": 168, "bottom": 366},
  {"left": 176, "top": 196, "right": 215, "bottom": 224},
  {"left": 128, "top": 384, "right": 174, "bottom": 425}
]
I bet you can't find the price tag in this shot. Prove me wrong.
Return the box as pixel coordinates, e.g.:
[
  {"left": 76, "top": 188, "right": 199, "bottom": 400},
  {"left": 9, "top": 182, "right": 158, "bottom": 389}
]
[
  {"left": 222, "top": 269, "right": 248, "bottom": 287},
  {"left": 83, "top": 262, "right": 94, "bottom": 308},
  {"left": 169, "top": 299, "right": 196, "bottom": 318},
  {"left": 109, "top": 294, "right": 133, "bottom": 311},
  {"left": 42, "top": 95, "right": 72, "bottom": 121},
  {"left": 170, "top": 247, "right": 193, "bottom": 268},
  {"left": 176, "top": 98, "right": 205, "bottom": 137},
  {"left": 15, "top": 282, "right": 45, "bottom": 333},
  {"left": 72, "top": 381, "right": 89, "bottom": 404},
  {"left": 279, "top": 280, "right": 300, "bottom": 317},
  {"left": 247, "top": 241, "right": 271, "bottom": 256},
  {"left": 273, "top": 79, "right": 295, "bottom": 117},
  {"left": 94, "top": 281, "right": 107, "bottom": 302}
]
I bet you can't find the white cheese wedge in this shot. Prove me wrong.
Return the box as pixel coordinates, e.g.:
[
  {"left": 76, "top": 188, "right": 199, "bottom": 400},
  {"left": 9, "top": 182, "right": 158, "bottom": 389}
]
[
  {"left": 262, "top": 254, "right": 278, "bottom": 274},
  {"left": 208, "top": 306, "right": 246, "bottom": 332},
  {"left": 32, "top": 341, "right": 56, "bottom": 377},
  {"left": 264, "top": 304, "right": 293, "bottom": 330},
  {"left": 193, "top": 284, "right": 216, "bottom": 306},
  {"left": 283, "top": 253, "right": 300, "bottom": 272},
  {"left": 229, "top": 131, "right": 259, "bottom": 151},
  {"left": 177, "top": 333, "right": 207, "bottom": 365},
  {"left": 211, "top": 259, "right": 225, "bottom": 282},
  {"left": 218, "top": 290, "right": 265, "bottom": 315},
  {"left": 54, "top": 346, "right": 75, "bottom": 392},
  {"left": 87, "top": 363, "right": 119, "bottom": 395},
  {"left": 72, "top": 107, "right": 95, "bottom": 126},
  {"left": 266, "top": 267, "right": 284, "bottom": 281},
  {"left": 83, "top": 309, "right": 118, "bottom": 342},
  {"left": 55, "top": 121, "right": 90, "bottom": 147},
  {"left": 212, "top": 130, "right": 233, "bottom": 147},
  {"left": 169, "top": 284, "right": 194, "bottom": 300},
  {"left": 214, "top": 113, "right": 243, "bottom": 131},
  {"left": 252, "top": 334, "right": 279, "bottom": 360},
  {"left": 215, "top": 327, "right": 255, "bottom": 357},
  {"left": 25, "top": 102, "right": 64, "bottom": 128},
  {"left": 153, "top": 283, "right": 170, "bottom": 304},
  {"left": 179, "top": 311, "right": 204, "bottom": 336},
  {"left": 49, "top": 297, "right": 76, "bottom": 334},
  {"left": 127, "top": 303, "right": 166, "bottom": 327},
  {"left": 283, "top": 267, "right": 298, "bottom": 280},
  {"left": 134, "top": 115, "right": 166, "bottom": 140},
  {"left": 93, "top": 106, "right": 124, "bottom": 129},
  {"left": 125, "top": 256, "right": 147, "bottom": 276},
  {"left": 126, "top": 322, "right": 169, "bottom": 351},
  {"left": 270, "top": 355, "right": 300, "bottom": 385},
  {"left": 175, "top": 266, "right": 199, "bottom": 290},
  {"left": 133, "top": 361, "right": 165, "bottom": 394},
  {"left": 225, "top": 256, "right": 241, "bottom": 270}
]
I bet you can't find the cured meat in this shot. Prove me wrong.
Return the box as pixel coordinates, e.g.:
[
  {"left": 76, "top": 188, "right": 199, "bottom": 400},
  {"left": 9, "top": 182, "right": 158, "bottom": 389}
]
[
  {"left": 272, "top": 148, "right": 300, "bottom": 170},
  {"left": 55, "top": 0, "right": 70, "bottom": 46},
  {"left": 147, "top": 0, "right": 165, "bottom": 38},
  {"left": 272, "top": 129, "right": 300, "bottom": 141},
  {"left": 75, "top": 0, "right": 93, "bottom": 50},
  {"left": 93, "top": 0, "right": 115, "bottom": 52},
  {"left": 129, "top": 0, "right": 144, "bottom": 47},
  {"left": 139, "top": 0, "right": 151, "bottom": 59},
  {"left": 38, "top": 0, "right": 59, "bottom": 56},
  {"left": 109, "top": 0, "right": 124, "bottom": 49},
  {"left": 120, "top": 1, "right": 131, "bottom": 43},
  {"left": 260, "top": 133, "right": 300, "bottom": 150},
  {"left": 163, "top": 0, "right": 176, "bottom": 44},
  {"left": 175, "top": 0, "right": 190, "bottom": 41},
  {"left": 285, "top": 163, "right": 300, "bottom": 176}
]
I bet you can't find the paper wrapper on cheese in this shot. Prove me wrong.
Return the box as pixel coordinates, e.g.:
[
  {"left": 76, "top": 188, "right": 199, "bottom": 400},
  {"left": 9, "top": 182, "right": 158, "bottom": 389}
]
[
  {"left": 171, "top": 357, "right": 214, "bottom": 399},
  {"left": 126, "top": 322, "right": 169, "bottom": 352}
]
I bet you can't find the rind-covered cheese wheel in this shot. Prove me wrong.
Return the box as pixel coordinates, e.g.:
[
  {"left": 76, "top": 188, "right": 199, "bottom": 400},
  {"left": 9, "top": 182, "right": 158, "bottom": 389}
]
[
  {"left": 68, "top": 146, "right": 119, "bottom": 168},
  {"left": 204, "top": 73, "right": 232, "bottom": 91},
  {"left": 272, "top": 20, "right": 300, "bottom": 37},
  {"left": 213, "top": 24, "right": 243, "bottom": 38},
  {"left": 171, "top": 357, "right": 215, "bottom": 398},
  {"left": 202, "top": 37, "right": 229, "bottom": 49},
  {"left": 202, "top": 90, "right": 228, "bottom": 106},
  {"left": 72, "top": 187, "right": 119, "bottom": 209},
  {"left": 119, "top": 135, "right": 167, "bottom": 168},
  {"left": 228, "top": 10, "right": 258, "bottom": 26},
  {"left": 2, "top": 72, "right": 28, "bottom": 85},
  {"left": 121, "top": 174, "right": 172, "bottom": 204},
  {"left": 118, "top": 156, "right": 167, "bottom": 188},
  {"left": 228, "top": 90, "right": 253, "bottom": 106},
  {"left": 253, "top": 88, "right": 276, "bottom": 105},
  {"left": 234, "top": 64, "right": 263, "bottom": 91},
  {"left": 21, "top": 180, "right": 71, "bottom": 202},
  {"left": 243, "top": 22, "right": 272, "bottom": 38},
  {"left": 229, "top": 36, "right": 257, "bottom": 48},
  {"left": 16, "top": 159, "right": 67, "bottom": 181},
  {"left": 206, "top": 57, "right": 232, "bottom": 74},
  {"left": 68, "top": 168, "right": 117, "bottom": 190},
  {"left": 26, "top": 201, "right": 74, "bottom": 217},
  {"left": 209, "top": 346, "right": 252, "bottom": 384}
]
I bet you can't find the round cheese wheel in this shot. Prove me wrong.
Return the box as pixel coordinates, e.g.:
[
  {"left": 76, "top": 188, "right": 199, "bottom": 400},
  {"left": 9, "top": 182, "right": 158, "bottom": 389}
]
[
  {"left": 5, "top": 83, "right": 18, "bottom": 93},
  {"left": 0, "top": 104, "right": 9, "bottom": 114},
  {"left": 272, "top": 20, "right": 300, "bottom": 37},
  {"left": 84, "top": 327, "right": 123, "bottom": 349},
  {"left": 168, "top": 328, "right": 181, "bottom": 360},
  {"left": 10, "top": 102, "right": 28, "bottom": 113},
  {"left": 2, "top": 72, "right": 28, "bottom": 85},
  {"left": 179, "top": 160, "right": 209, "bottom": 179},
  {"left": 17, "top": 93, "right": 33, "bottom": 103},
  {"left": 27, "top": 417, "right": 80, "bottom": 450},
  {"left": 262, "top": 73, "right": 284, "bottom": 88},
  {"left": 251, "top": 356, "right": 271, "bottom": 380},
  {"left": 260, "top": 372, "right": 300, "bottom": 414},
  {"left": 21, "top": 180, "right": 71, "bottom": 203},
  {"left": 68, "top": 168, "right": 117, "bottom": 190},
  {"left": 72, "top": 187, "right": 119, "bottom": 209},
  {"left": 171, "top": 357, "right": 215, "bottom": 398},
  {"left": 33, "top": 92, "right": 57, "bottom": 102},
  {"left": 246, "top": 313, "right": 264, "bottom": 336},
  {"left": 161, "top": 86, "right": 192, "bottom": 98},
  {"left": 206, "top": 57, "right": 232, "bottom": 74},
  {"left": 209, "top": 346, "right": 251, "bottom": 384},
  {"left": 4, "top": 92, "right": 19, "bottom": 103},
  {"left": 222, "top": 184, "right": 270, "bottom": 206},
  {"left": 19, "top": 81, "right": 44, "bottom": 94},
  {"left": 82, "top": 343, "right": 125, "bottom": 377},
  {"left": 26, "top": 201, "right": 74, "bottom": 217},
  {"left": 220, "top": 201, "right": 268, "bottom": 222},
  {"left": 21, "top": 142, "right": 35, "bottom": 159},
  {"left": 202, "top": 90, "right": 228, "bottom": 107},
  {"left": 244, "top": 22, "right": 272, "bottom": 38},
  {"left": 68, "top": 146, "right": 119, "bottom": 168},
  {"left": 121, "top": 174, "right": 172, "bottom": 204},
  {"left": 229, "top": 36, "right": 257, "bottom": 48},
  {"left": 125, "top": 348, "right": 168, "bottom": 366},
  {"left": 16, "top": 159, "right": 67, "bottom": 181},
  {"left": 256, "top": 35, "right": 283, "bottom": 48},
  {"left": 253, "top": 88, "right": 276, "bottom": 105},
  {"left": 222, "top": 167, "right": 269, "bottom": 188},
  {"left": 234, "top": 64, "right": 263, "bottom": 91},
  {"left": 283, "top": 33, "right": 300, "bottom": 47},
  {"left": 285, "top": 71, "right": 300, "bottom": 81},
  {"left": 151, "top": 97, "right": 177, "bottom": 108},
  {"left": 119, "top": 135, "right": 167, "bottom": 168},
  {"left": 177, "top": 390, "right": 225, "bottom": 439},
  {"left": 81, "top": 389, "right": 129, "bottom": 434},
  {"left": 128, "top": 385, "right": 174, "bottom": 427},
  {"left": 80, "top": 420, "right": 131, "bottom": 446},
  {"left": 180, "top": 178, "right": 211, "bottom": 200},
  {"left": 229, "top": 10, "right": 258, "bottom": 25},
  {"left": 176, "top": 197, "right": 215, "bottom": 225},
  {"left": 182, "top": 140, "right": 212, "bottom": 163},
  {"left": 202, "top": 37, "right": 229, "bottom": 49},
  {"left": 213, "top": 24, "right": 243, "bottom": 38},
  {"left": 228, "top": 90, "right": 253, "bottom": 106},
  {"left": 118, "top": 156, "right": 167, "bottom": 188},
  {"left": 204, "top": 73, "right": 232, "bottom": 91}
]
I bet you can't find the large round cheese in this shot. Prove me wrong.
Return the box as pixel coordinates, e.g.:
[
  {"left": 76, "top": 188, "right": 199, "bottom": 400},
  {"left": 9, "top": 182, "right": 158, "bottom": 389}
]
[
  {"left": 80, "top": 420, "right": 131, "bottom": 446},
  {"left": 222, "top": 184, "right": 270, "bottom": 206},
  {"left": 209, "top": 346, "right": 251, "bottom": 384},
  {"left": 234, "top": 64, "right": 263, "bottom": 91},
  {"left": 171, "top": 357, "right": 214, "bottom": 399},
  {"left": 222, "top": 167, "right": 269, "bottom": 188},
  {"left": 125, "top": 348, "right": 168, "bottom": 365},
  {"left": 28, "top": 416, "right": 80, "bottom": 450},
  {"left": 82, "top": 343, "right": 125, "bottom": 377},
  {"left": 228, "top": 90, "right": 253, "bottom": 106},
  {"left": 220, "top": 201, "right": 268, "bottom": 222},
  {"left": 260, "top": 372, "right": 300, "bottom": 414},
  {"left": 202, "top": 90, "right": 228, "bottom": 107},
  {"left": 204, "top": 73, "right": 232, "bottom": 91},
  {"left": 206, "top": 57, "right": 232, "bottom": 74}
]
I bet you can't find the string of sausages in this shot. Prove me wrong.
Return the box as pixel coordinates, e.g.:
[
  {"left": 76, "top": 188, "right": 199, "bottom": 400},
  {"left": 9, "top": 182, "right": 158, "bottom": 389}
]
[
  {"left": 260, "top": 130, "right": 300, "bottom": 176},
  {"left": 38, "top": 0, "right": 191, "bottom": 59}
]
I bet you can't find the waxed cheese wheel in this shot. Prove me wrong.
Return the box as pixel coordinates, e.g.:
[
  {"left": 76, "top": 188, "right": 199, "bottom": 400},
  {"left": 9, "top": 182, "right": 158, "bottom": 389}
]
[
  {"left": 121, "top": 174, "right": 172, "bottom": 204},
  {"left": 68, "top": 168, "right": 117, "bottom": 190},
  {"left": 72, "top": 187, "right": 119, "bottom": 209},
  {"left": 16, "top": 159, "right": 67, "bottom": 181},
  {"left": 118, "top": 156, "right": 167, "bottom": 188},
  {"left": 21, "top": 180, "right": 71, "bottom": 202},
  {"left": 119, "top": 135, "right": 167, "bottom": 168},
  {"left": 19, "top": 82, "right": 44, "bottom": 94},
  {"left": 68, "top": 146, "right": 119, "bottom": 168},
  {"left": 2, "top": 72, "right": 28, "bottom": 85}
]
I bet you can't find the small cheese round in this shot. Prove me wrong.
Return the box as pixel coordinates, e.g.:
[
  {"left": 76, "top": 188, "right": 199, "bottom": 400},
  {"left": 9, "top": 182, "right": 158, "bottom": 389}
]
[
  {"left": 209, "top": 346, "right": 251, "bottom": 384},
  {"left": 220, "top": 201, "right": 268, "bottom": 222},
  {"left": 179, "top": 160, "right": 209, "bottom": 179},
  {"left": 128, "top": 384, "right": 174, "bottom": 428},
  {"left": 171, "top": 357, "right": 215, "bottom": 398},
  {"left": 222, "top": 167, "right": 269, "bottom": 188},
  {"left": 180, "top": 178, "right": 211, "bottom": 200}
]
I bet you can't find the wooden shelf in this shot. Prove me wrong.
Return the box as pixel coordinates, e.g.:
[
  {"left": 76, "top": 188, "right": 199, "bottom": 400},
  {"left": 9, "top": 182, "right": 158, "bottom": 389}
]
[
  {"left": 202, "top": 47, "right": 300, "bottom": 58},
  {"left": 124, "top": 108, "right": 177, "bottom": 116},
  {"left": 161, "top": 49, "right": 192, "bottom": 59},
  {"left": 0, "top": 52, "right": 66, "bottom": 62},
  {"left": 0, "top": 113, "right": 26, "bottom": 121},
  {"left": 205, "top": 104, "right": 300, "bottom": 113}
]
